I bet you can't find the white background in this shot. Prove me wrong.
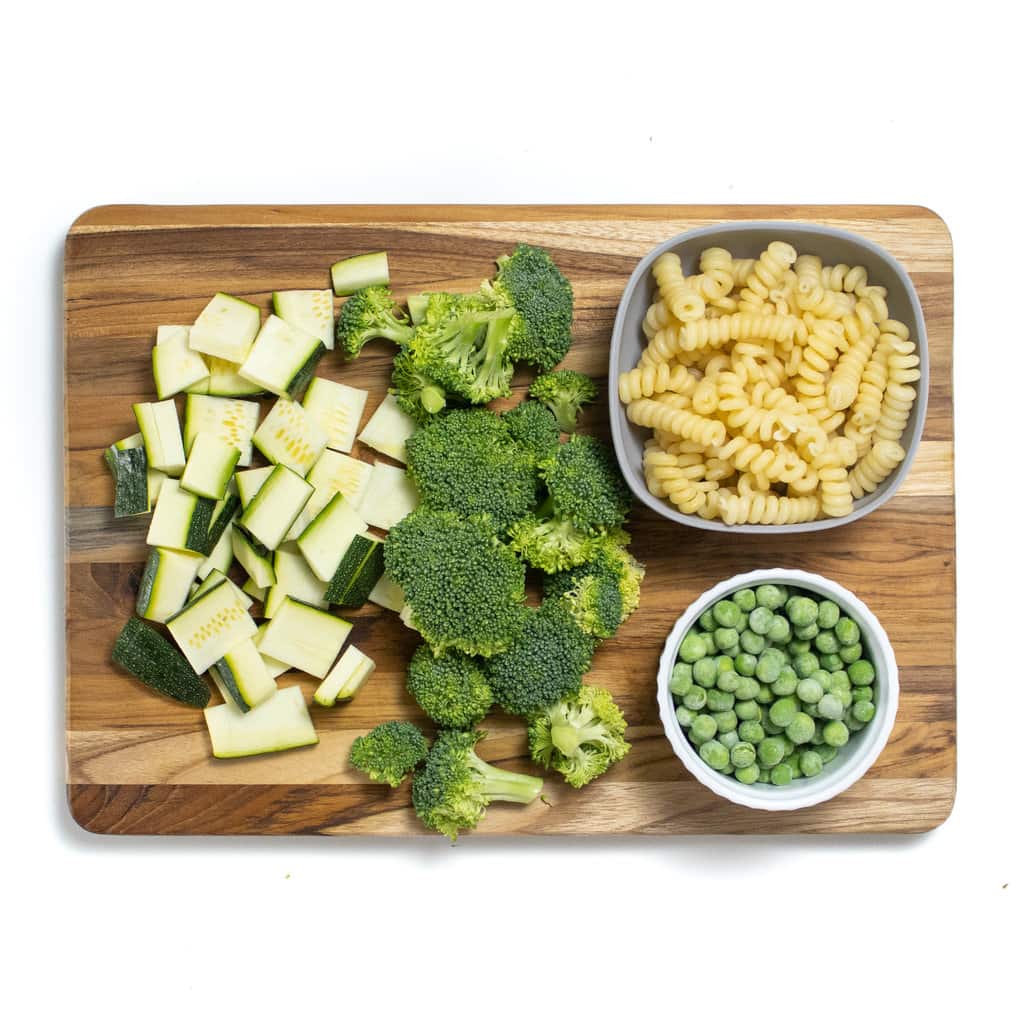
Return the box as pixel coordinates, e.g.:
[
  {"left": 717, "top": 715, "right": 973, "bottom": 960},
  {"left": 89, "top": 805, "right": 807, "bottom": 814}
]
[{"left": 4, "top": 1, "right": 1019, "bottom": 1019}]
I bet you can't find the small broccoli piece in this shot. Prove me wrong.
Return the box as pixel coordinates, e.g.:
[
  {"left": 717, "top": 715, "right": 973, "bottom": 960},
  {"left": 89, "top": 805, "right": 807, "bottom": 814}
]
[
  {"left": 384, "top": 509, "right": 527, "bottom": 657},
  {"left": 404, "top": 409, "right": 538, "bottom": 533},
  {"left": 335, "top": 285, "right": 415, "bottom": 358},
  {"left": 349, "top": 721, "right": 430, "bottom": 787},
  {"left": 479, "top": 244, "right": 574, "bottom": 371},
  {"left": 406, "top": 644, "right": 494, "bottom": 729},
  {"left": 389, "top": 348, "right": 451, "bottom": 422},
  {"left": 412, "top": 729, "right": 544, "bottom": 840},
  {"left": 507, "top": 511, "right": 608, "bottom": 574},
  {"left": 487, "top": 599, "right": 596, "bottom": 717},
  {"left": 500, "top": 400, "right": 561, "bottom": 464},
  {"left": 529, "top": 370, "right": 599, "bottom": 433},
  {"left": 528, "top": 685, "right": 631, "bottom": 788},
  {"left": 540, "top": 434, "right": 631, "bottom": 535},
  {"left": 544, "top": 539, "right": 646, "bottom": 639}
]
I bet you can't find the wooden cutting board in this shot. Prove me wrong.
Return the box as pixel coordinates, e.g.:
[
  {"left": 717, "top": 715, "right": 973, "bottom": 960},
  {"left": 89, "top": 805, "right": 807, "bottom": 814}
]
[{"left": 65, "top": 205, "right": 955, "bottom": 836}]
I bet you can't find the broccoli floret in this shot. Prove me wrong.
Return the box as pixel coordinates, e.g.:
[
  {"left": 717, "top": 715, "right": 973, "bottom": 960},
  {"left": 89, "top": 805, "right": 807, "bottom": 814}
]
[
  {"left": 486, "top": 599, "right": 596, "bottom": 717},
  {"left": 412, "top": 729, "right": 543, "bottom": 840},
  {"left": 349, "top": 721, "right": 430, "bottom": 787},
  {"left": 529, "top": 370, "right": 599, "bottom": 433},
  {"left": 404, "top": 409, "right": 538, "bottom": 533},
  {"left": 528, "top": 685, "right": 631, "bottom": 788},
  {"left": 389, "top": 348, "right": 451, "bottom": 423},
  {"left": 384, "top": 509, "right": 527, "bottom": 657},
  {"left": 335, "top": 285, "right": 415, "bottom": 358},
  {"left": 539, "top": 434, "right": 631, "bottom": 535},
  {"left": 408, "top": 292, "right": 516, "bottom": 405},
  {"left": 500, "top": 400, "right": 561, "bottom": 464},
  {"left": 544, "top": 539, "right": 646, "bottom": 639},
  {"left": 507, "top": 511, "right": 609, "bottom": 574},
  {"left": 479, "top": 244, "right": 574, "bottom": 371},
  {"left": 406, "top": 644, "right": 494, "bottom": 729}
]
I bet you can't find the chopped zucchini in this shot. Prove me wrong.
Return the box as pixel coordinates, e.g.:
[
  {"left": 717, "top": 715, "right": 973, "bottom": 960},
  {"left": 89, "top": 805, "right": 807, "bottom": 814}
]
[
  {"left": 147, "top": 468, "right": 167, "bottom": 505},
  {"left": 211, "top": 637, "right": 278, "bottom": 712},
  {"left": 180, "top": 432, "right": 241, "bottom": 501},
  {"left": 104, "top": 445, "right": 150, "bottom": 518},
  {"left": 189, "top": 569, "right": 252, "bottom": 610},
  {"left": 296, "top": 492, "right": 367, "bottom": 582},
  {"left": 189, "top": 292, "right": 261, "bottom": 363},
  {"left": 313, "top": 645, "right": 375, "bottom": 706},
  {"left": 331, "top": 251, "right": 389, "bottom": 296},
  {"left": 204, "top": 685, "right": 317, "bottom": 758},
  {"left": 323, "top": 533, "right": 384, "bottom": 606},
  {"left": 206, "top": 491, "right": 242, "bottom": 552},
  {"left": 133, "top": 399, "right": 187, "bottom": 475},
  {"left": 254, "top": 622, "right": 289, "bottom": 678},
  {"left": 239, "top": 314, "right": 325, "bottom": 400},
  {"left": 231, "top": 526, "right": 276, "bottom": 589},
  {"left": 239, "top": 464, "right": 314, "bottom": 551},
  {"left": 273, "top": 289, "right": 334, "bottom": 350},
  {"left": 153, "top": 325, "right": 209, "bottom": 399},
  {"left": 252, "top": 397, "right": 327, "bottom": 475},
  {"left": 208, "top": 357, "right": 266, "bottom": 397},
  {"left": 235, "top": 466, "right": 274, "bottom": 508},
  {"left": 242, "top": 576, "right": 267, "bottom": 603},
  {"left": 356, "top": 394, "right": 417, "bottom": 464},
  {"left": 256, "top": 597, "right": 351, "bottom": 678},
  {"left": 166, "top": 578, "right": 258, "bottom": 674},
  {"left": 301, "top": 377, "right": 368, "bottom": 454},
  {"left": 357, "top": 461, "right": 418, "bottom": 531},
  {"left": 406, "top": 293, "right": 430, "bottom": 326},
  {"left": 110, "top": 432, "right": 144, "bottom": 451},
  {"left": 197, "top": 525, "right": 234, "bottom": 580},
  {"left": 112, "top": 617, "right": 210, "bottom": 708},
  {"left": 146, "top": 477, "right": 215, "bottom": 554},
  {"left": 265, "top": 545, "right": 328, "bottom": 617},
  {"left": 304, "top": 449, "right": 374, "bottom": 520},
  {"left": 136, "top": 547, "right": 204, "bottom": 623},
  {"left": 183, "top": 394, "right": 260, "bottom": 467},
  {"left": 367, "top": 571, "right": 405, "bottom": 613}
]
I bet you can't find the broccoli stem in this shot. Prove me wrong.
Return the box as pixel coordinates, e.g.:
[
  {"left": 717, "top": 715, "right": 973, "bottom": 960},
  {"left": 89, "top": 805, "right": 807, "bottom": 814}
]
[
  {"left": 467, "top": 751, "right": 543, "bottom": 804},
  {"left": 420, "top": 383, "right": 447, "bottom": 414},
  {"left": 551, "top": 720, "right": 610, "bottom": 758}
]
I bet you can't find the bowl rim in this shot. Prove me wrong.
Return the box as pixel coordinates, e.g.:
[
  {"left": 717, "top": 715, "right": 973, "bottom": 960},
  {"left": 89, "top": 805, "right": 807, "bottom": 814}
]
[
  {"left": 656, "top": 568, "right": 900, "bottom": 811},
  {"left": 608, "top": 220, "right": 930, "bottom": 533}
]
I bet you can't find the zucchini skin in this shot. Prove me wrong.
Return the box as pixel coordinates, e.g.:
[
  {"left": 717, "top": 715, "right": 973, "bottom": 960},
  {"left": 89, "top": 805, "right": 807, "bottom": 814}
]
[
  {"left": 286, "top": 342, "right": 327, "bottom": 401},
  {"left": 112, "top": 618, "right": 210, "bottom": 707},
  {"left": 105, "top": 446, "right": 149, "bottom": 518},
  {"left": 187, "top": 496, "right": 217, "bottom": 554},
  {"left": 207, "top": 493, "right": 242, "bottom": 550},
  {"left": 324, "top": 536, "right": 385, "bottom": 606},
  {"left": 135, "top": 549, "right": 161, "bottom": 618}
]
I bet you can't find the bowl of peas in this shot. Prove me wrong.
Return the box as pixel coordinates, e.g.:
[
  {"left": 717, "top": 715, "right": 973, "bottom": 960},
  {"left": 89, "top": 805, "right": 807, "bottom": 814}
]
[{"left": 657, "top": 569, "right": 899, "bottom": 811}]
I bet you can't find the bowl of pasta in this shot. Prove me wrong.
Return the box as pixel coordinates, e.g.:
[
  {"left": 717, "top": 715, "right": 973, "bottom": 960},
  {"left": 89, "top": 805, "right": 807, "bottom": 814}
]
[
  {"left": 657, "top": 568, "right": 900, "bottom": 811},
  {"left": 608, "top": 222, "right": 928, "bottom": 531}
]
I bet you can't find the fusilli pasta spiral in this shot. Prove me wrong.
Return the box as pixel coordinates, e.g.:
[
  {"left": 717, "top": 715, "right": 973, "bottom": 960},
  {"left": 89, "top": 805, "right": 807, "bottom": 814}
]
[
  {"left": 651, "top": 252, "right": 706, "bottom": 322},
  {"left": 849, "top": 440, "right": 906, "bottom": 499}
]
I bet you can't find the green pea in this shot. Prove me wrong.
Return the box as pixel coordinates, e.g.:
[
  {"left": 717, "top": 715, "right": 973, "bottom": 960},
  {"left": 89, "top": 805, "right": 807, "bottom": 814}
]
[
  {"left": 758, "top": 768, "right": 772, "bottom": 783},
  {"left": 748, "top": 606, "right": 775, "bottom": 635},
  {"left": 762, "top": 718, "right": 784, "bottom": 735},
  {"left": 816, "top": 600, "right": 841, "bottom": 629},
  {"left": 768, "top": 697, "right": 798, "bottom": 727},
  {"left": 678, "top": 632, "right": 707, "bottom": 663},
  {"left": 767, "top": 615, "right": 791, "bottom": 643},
  {"left": 757, "top": 736, "right": 786, "bottom": 767},
  {"left": 786, "top": 712, "right": 816, "bottom": 744},
  {"left": 839, "top": 689, "right": 853, "bottom": 709},
  {"left": 788, "top": 639, "right": 811, "bottom": 656},
  {"left": 793, "top": 651, "right": 820, "bottom": 679},
  {"left": 786, "top": 595, "right": 818, "bottom": 627},
  {"left": 699, "top": 739, "right": 730, "bottom": 770},
  {"left": 796, "top": 677, "right": 824, "bottom": 704},
  {"left": 730, "top": 741, "right": 757, "bottom": 768},
  {"left": 734, "top": 700, "right": 761, "bottom": 722},
  {"left": 816, "top": 693, "right": 844, "bottom": 720},
  {"left": 814, "top": 743, "right": 839, "bottom": 765},
  {"left": 830, "top": 670, "right": 850, "bottom": 690},
  {"left": 691, "top": 714, "right": 718, "bottom": 742},
  {"left": 675, "top": 706, "right": 696, "bottom": 728},
  {"left": 811, "top": 722, "right": 825, "bottom": 745},
  {"left": 736, "top": 612, "right": 749, "bottom": 633},
  {"left": 697, "top": 631, "right": 718, "bottom": 653},
  {"left": 783, "top": 752, "right": 803, "bottom": 778},
  {"left": 735, "top": 764, "right": 760, "bottom": 784},
  {"left": 699, "top": 609, "right": 717, "bottom": 632},
  {"left": 669, "top": 662, "right": 693, "bottom": 696},
  {"left": 822, "top": 720, "right": 850, "bottom": 747},
  {"left": 713, "top": 628, "right": 738, "bottom": 652},
  {"left": 754, "top": 649, "right": 785, "bottom": 684},
  {"left": 848, "top": 660, "right": 876, "bottom": 687},
  {"left": 852, "top": 685, "right": 874, "bottom": 703},
  {"left": 682, "top": 685, "right": 708, "bottom": 711},
  {"left": 852, "top": 700, "right": 876, "bottom": 723},
  {"left": 799, "top": 750, "right": 823, "bottom": 777},
  {"left": 845, "top": 711, "right": 867, "bottom": 733},
  {"left": 819, "top": 653, "right": 843, "bottom": 672},
  {"left": 770, "top": 763, "right": 794, "bottom": 786},
  {"left": 814, "top": 630, "right": 839, "bottom": 654},
  {"left": 740, "top": 630, "right": 766, "bottom": 655},
  {"left": 733, "top": 588, "right": 756, "bottom": 612},
  {"left": 712, "top": 599, "right": 742, "bottom": 628},
  {"left": 717, "top": 669, "right": 741, "bottom": 694},
  {"left": 756, "top": 584, "right": 787, "bottom": 610},
  {"left": 738, "top": 720, "right": 765, "bottom": 743},
  {"left": 781, "top": 737, "right": 795, "bottom": 756},
  {"left": 734, "top": 652, "right": 758, "bottom": 677},
  {"left": 834, "top": 617, "right": 861, "bottom": 646},
  {"left": 771, "top": 666, "right": 798, "bottom": 696},
  {"left": 838, "top": 643, "right": 862, "bottom": 665},
  {"left": 720, "top": 644, "right": 741, "bottom": 659},
  {"left": 718, "top": 729, "right": 740, "bottom": 749},
  {"left": 713, "top": 710, "right": 738, "bottom": 734},
  {"left": 693, "top": 657, "right": 718, "bottom": 688},
  {"left": 794, "top": 622, "right": 819, "bottom": 641},
  {"left": 734, "top": 675, "right": 760, "bottom": 700},
  {"left": 720, "top": 764, "right": 734, "bottom": 776},
  {"left": 756, "top": 685, "right": 774, "bottom": 704},
  {"left": 706, "top": 688, "right": 734, "bottom": 713}
]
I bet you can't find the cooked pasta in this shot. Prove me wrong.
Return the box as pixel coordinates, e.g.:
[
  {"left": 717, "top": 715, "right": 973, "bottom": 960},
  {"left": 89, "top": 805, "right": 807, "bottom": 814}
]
[{"left": 620, "top": 239, "right": 919, "bottom": 523}]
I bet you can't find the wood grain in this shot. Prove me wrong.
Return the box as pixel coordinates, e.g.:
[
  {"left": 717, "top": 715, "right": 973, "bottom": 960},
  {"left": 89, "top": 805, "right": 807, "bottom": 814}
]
[{"left": 65, "top": 205, "right": 955, "bottom": 836}]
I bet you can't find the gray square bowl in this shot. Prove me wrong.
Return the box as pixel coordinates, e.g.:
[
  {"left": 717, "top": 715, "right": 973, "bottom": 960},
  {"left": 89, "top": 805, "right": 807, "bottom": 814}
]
[{"left": 608, "top": 222, "right": 929, "bottom": 533}]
